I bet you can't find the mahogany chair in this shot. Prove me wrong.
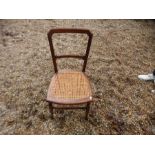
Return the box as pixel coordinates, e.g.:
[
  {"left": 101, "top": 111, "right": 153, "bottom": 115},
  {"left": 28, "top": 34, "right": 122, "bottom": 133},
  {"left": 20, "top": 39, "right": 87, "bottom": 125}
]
[{"left": 46, "top": 29, "right": 93, "bottom": 120}]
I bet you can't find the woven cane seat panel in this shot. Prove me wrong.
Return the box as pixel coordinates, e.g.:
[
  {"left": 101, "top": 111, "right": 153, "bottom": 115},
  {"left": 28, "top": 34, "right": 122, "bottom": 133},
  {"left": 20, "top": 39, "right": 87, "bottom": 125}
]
[{"left": 47, "top": 70, "right": 92, "bottom": 104}]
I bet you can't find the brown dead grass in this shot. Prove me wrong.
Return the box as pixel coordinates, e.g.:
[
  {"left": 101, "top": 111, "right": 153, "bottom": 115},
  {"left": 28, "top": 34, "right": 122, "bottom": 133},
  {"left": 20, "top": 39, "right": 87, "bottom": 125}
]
[{"left": 0, "top": 19, "right": 155, "bottom": 134}]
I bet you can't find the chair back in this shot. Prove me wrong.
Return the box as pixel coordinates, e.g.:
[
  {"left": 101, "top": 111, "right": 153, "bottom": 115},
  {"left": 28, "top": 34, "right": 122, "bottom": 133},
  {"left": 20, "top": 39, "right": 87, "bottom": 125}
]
[{"left": 47, "top": 28, "right": 93, "bottom": 73}]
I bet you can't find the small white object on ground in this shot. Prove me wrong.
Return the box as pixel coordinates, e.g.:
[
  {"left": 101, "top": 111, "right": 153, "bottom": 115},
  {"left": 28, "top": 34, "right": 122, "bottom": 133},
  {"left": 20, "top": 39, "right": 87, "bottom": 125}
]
[
  {"left": 151, "top": 90, "right": 155, "bottom": 93},
  {"left": 138, "top": 73, "right": 155, "bottom": 81}
]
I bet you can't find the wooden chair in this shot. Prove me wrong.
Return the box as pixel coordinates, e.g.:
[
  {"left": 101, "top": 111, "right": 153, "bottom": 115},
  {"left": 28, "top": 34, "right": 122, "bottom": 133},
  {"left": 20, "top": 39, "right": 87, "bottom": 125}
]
[{"left": 46, "top": 29, "right": 93, "bottom": 120}]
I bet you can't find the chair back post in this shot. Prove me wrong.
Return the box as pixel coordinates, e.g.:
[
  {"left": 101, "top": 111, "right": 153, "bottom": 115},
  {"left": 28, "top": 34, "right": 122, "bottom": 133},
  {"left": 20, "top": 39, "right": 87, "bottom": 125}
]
[
  {"left": 48, "top": 31, "right": 58, "bottom": 73},
  {"left": 82, "top": 32, "right": 93, "bottom": 72},
  {"left": 47, "top": 29, "right": 93, "bottom": 73}
]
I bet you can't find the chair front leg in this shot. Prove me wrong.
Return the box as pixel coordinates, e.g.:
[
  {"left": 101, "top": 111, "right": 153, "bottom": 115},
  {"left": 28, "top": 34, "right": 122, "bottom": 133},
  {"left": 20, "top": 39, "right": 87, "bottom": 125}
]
[{"left": 48, "top": 103, "right": 54, "bottom": 119}]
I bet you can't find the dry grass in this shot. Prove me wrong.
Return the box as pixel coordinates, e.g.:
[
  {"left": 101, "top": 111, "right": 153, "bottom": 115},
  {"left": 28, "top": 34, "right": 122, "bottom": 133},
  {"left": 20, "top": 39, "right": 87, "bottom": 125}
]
[{"left": 0, "top": 19, "right": 155, "bottom": 134}]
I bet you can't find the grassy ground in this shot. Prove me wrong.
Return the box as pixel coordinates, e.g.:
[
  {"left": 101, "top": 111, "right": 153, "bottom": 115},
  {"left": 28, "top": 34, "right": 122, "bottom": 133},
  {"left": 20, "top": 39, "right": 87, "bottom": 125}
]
[{"left": 0, "top": 19, "right": 155, "bottom": 134}]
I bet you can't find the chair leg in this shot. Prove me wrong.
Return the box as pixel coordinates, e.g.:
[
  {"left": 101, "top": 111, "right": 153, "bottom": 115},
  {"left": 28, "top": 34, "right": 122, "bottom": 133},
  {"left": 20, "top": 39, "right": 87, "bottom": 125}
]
[
  {"left": 85, "top": 103, "right": 90, "bottom": 120},
  {"left": 48, "top": 103, "right": 54, "bottom": 119}
]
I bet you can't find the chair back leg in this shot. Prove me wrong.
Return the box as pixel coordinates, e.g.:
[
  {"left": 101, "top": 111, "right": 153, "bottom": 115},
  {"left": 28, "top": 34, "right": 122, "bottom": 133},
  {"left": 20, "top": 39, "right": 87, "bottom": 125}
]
[{"left": 85, "top": 103, "right": 90, "bottom": 120}]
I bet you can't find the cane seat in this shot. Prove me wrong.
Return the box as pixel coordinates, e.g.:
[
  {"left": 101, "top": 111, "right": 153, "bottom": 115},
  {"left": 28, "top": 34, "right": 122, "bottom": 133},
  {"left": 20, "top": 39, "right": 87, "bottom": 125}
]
[{"left": 47, "top": 70, "right": 92, "bottom": 104}]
